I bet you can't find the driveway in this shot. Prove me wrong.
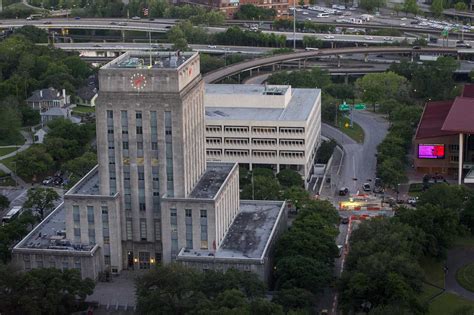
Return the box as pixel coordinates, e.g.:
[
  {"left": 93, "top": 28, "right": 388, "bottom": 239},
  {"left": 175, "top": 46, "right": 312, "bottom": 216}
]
[{"left": 446, "top": 247, "right": 474, "bottom": 300}]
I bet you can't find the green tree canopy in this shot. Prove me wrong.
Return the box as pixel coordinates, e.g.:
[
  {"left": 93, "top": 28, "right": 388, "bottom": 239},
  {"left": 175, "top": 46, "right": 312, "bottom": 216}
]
[
  {"left": 355, "top": 72, "right": 409, "bottom": 110},
  {"left": 234, "top": 4, "right": 276, "bottom": 20},
  {"left": 277, "top": 169, "right": 303, "bottom": 188},
  {"left": 15, "top": 145, "right": 54, "bottom": 180},
  {"left": 431, "top": 0, "right": 444, "bottom": 16},
  {"left": 24, "top": 187, "right": 60, "bottom": 220}
]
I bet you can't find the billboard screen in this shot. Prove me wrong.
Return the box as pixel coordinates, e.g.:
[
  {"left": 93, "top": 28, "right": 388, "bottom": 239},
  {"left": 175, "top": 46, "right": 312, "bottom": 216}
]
[{"left": 418, "top": 144, "right": 445, "bottom": 159}]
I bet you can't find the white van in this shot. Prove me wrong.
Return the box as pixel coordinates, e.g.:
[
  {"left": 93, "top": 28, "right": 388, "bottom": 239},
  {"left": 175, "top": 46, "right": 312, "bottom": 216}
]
[
  {"left": 350, "top": 18, "right": 363, "bottom": 24},
  {"left": 317, "top": 13, "right": 330, "bottom": 18}
]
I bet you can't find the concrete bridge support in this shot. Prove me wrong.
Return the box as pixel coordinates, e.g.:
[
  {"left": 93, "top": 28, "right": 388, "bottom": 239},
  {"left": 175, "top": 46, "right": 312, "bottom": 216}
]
[
  {"left": 337, "top": 55, "right": 341, "bottom": 68},
  {"left": 364, "top": 53, "right": 368, "bottom": 63}
]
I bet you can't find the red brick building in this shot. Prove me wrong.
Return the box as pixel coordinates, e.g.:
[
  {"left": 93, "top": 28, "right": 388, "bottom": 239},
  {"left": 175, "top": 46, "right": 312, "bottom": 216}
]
[{"left": 414, "top": 85, "right": 474, "bottom": 184}]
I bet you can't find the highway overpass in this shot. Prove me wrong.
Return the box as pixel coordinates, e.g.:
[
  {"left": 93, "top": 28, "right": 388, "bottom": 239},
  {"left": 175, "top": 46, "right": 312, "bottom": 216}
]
[{"left": 203, "top": 46, "right": 458, "bottom": 83}]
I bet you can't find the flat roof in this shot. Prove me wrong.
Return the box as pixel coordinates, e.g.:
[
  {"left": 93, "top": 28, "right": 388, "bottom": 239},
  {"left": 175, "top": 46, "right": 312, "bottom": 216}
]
[
  {"left": 442, "top": 97, "right": 474, "bottom": 133},
  {"left": 205, "top": 84, "right": 289, "bottom": 95},
  {"left": 67, "top": 166, "right": 100, "bottom": 195},
  {"left": 188, "top": 163, "right": 235, "bottom": 199},
  {"left": 102, "top": 51, "right": 195, "bottom": 70},
  {"left": 15, "top": 203, "right": 95, "bottom": 252},
  {"left": 205, "top": 86, "right": 319, "bottom": 122},
  {"left": 415, "top": 100, "right": 458, "bottom": 139},
  {"left": 177, "top": 200, "right": 285, "bottom": 261}
]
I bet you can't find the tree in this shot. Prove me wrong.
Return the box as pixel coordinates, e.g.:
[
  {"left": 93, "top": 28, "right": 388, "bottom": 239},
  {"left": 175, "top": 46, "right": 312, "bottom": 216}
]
[
  {"left": 359, "top": 0, "right": 386, "bottom": 12},
  {"left": 431, "top": 0, "right": 444, "bottom": 16},
  {"left": 282, "top": 187, "right": 311, "bottom": 212},
  {"left": 15, "top": 145, "right": 54, "bottom": 179},
  {"left": 63, "top": 152, "right": 97, "bottom": 178},
  {"left": 267, "top": 68, "right": 331, "bottom": 89},
  {"left": 355, "top": 72, "right": 409, "bottom": 111},
  {"left": 241, "top": 175, "right": 281, "bottom": 200},
  {"left": 62, "top": 56, "right": 92, "bottom": 80},
  {"left": 0, "top": 211, "right": 36, "bottom": 263},
  {"left": 316, "top": 140, "right": 337, "bottom": 164},
  {"left": 275, "top": 255, "right": 333, "bottom": 294},
  {"left": 0, "top": 98, "right": 22, "bottom": 146},
  {"left": 302, "top": 36, "right": 323, "bottom": 48},
  {"left": 0, "top": 265, "right": 95, "bottom": 314},
  {"left": 403, "top": 0, "right": 419, "bottom": 15},
  {"left": 325, "top": 83, "right": 355, "bottom": 101},
  {"left": 272, "top": 287, "right": 314, "bottom": 313},
  {"left": 339, "top": 219, "right": 425, "bottom": 313},
  {"left": 24, "top": 187, "right": 60, "bottom": 220},
  {"left": 200, "top": 54, "right": 225, "bottom": 74},
  {"left": 454, "top": 1, "right": 468, "bottom": 11},
  {"left": 411, "top": 57, "right": 459, "bottom": 100},
  {"left": 13, "top": 25, "right": 48, "bottom": 43},
  {"left": 234, "top": 4, "right": 276, "bottom": 20},
  {"left": 0, "top": 195, "right": 9, "bottom": 210},
  {"left": 277, "top": 169, "right": 303, "bottom": 188},
  {"left": 393, "top": 3, "right": 403, "bottom": 15},
  {"left": 167, "top": 26, "right": 189, "bottom": 51}
]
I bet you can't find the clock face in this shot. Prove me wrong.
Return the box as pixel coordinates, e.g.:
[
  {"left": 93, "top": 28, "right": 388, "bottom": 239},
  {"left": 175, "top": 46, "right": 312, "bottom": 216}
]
[{"left": 130, "top": 73, "right": 147, "bottom": 90}]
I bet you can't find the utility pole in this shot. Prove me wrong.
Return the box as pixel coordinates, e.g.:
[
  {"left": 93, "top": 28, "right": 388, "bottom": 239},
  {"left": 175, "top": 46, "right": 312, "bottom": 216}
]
[{"left": 293, "top": 0, "right": 296, "bottom": 49}]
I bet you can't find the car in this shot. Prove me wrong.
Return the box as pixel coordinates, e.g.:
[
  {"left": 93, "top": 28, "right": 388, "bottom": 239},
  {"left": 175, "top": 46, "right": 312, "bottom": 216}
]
[
  {"left": 53, "top": 177, "right": 63, "bottom": 186},
  {"left": 306, "top": 17, "right": 312, "bottom": 21},
  {"left": 74, "top": 16, "right": 81, "bottom": 20},
  {"left": 412, "top": 46, "right": 421, "bottom": 49},
  {"left": 456, "top": 43, "right": 472, "bottom": 48},
  {"left": 132, "top": 16, "right": 141, "bottom": 20},
  {"left": 118, "top": 22, "right": 127, "bottom": 26},
  {"left": 383, "top": 36, "right": 393, "bottom": 41},
  {"left": 324, "top": 35, "right": 335, "bottom": 39},
  {"left": 26, "top": 16, "right": 33, "bottom": 20},
  {"left": 400, "top": 23, "right": 406, "bottom": 26},
  {"left": 43, "top": 21, "right": 52, "bottom": 24},
  {"left": 148, "top": 18, "right": 155, "bottom": 21},
  {"left": 339, "top": 187, "right": 349, "bottom": 196},
  {"left": 302, "top": 11, "right": 309, "bottom": 15},
  {"left": 340, "top": 217, "right": 349, "bottom": 224},
  {"left": 337, "top": 245, "right": 344, "bottom": 257},
  {"left": 411, "top": 20, "right": 420, "bottom": 24},
  {"left": 93, "top": 44, "right": 101, "bottom": 47},
  {"left": 364, "top": 36, "right": 373, "bottom": 40},
  {"left": 42, "top": 176, "right": 53, "bottom": 185},
  {"left": 110, "top": 21, "right": 117, "bottom": 25},
  {"left": 401, "top": 17, "right": 407, "bottom": 20},
  {"left": 348, "top": 6, "right": 356, "bottom": 10},
  {"left": 407, "top": 197, "right": 418, "bottom": 206},
  {"left": 207, "top": 45, "right": 217, "bottom": 48},
  {"left": 363, "top": 183, "right": 371, "bottom": 192}
]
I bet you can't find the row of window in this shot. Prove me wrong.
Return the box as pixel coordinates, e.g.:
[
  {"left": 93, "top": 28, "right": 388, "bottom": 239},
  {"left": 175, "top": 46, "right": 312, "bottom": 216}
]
[
  {"left": 206, "top": 149, "right": 305, "bottom": 158},
  {"left": 206, "top": 138, "right": 305, "bottom": 146},
  {"left": 23, "top": 255, "right": 82, "bottom": 271},
  {"left": 206, "top": 126, "right": 305, "bottom": 134},
  {"left": 170, "top": 209, "right": 208, "bottom": 256},
  {"left": 72, "top": 205, "right": 108, "bottom": 245}
]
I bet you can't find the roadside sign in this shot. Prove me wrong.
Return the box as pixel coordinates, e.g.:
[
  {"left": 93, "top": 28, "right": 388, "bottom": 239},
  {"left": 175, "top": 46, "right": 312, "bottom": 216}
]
[
  {"left": 339, "top": 103, "right": 350, "bottom": 111},
  {"left": 354, "top": 103, "right": 366, "bottom": 110}
]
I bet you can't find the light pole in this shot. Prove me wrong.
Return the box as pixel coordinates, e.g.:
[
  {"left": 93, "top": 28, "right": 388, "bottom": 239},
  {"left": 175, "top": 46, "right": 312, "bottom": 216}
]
[{"left": 293, "top": 0, "right": 296, "bottom": 49}]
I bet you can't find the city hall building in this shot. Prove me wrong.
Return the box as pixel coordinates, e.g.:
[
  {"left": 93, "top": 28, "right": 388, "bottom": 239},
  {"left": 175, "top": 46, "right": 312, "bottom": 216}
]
[
  {"left": 204, "top": 84, "right": 321, "bottom": 188},
  {"left": 12, "top": 51, "right": 287, "bottom": 283}
]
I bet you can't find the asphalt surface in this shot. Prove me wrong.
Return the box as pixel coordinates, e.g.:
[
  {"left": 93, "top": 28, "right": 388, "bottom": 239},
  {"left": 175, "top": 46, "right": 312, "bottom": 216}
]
[{"left": 446, "top": 247, "right": 474, "bottom": 300}]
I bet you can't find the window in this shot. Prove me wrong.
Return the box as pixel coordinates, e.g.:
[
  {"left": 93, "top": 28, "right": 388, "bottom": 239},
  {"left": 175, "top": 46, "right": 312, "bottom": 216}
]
[
  {"left": 107, "top": 128, "right": 114, "bottom": 134},
  {"left": 87, "top": 206, "right": 94, "bottom": 224},
  {"left": 136, "top": 112, "right": 142, "bottom": 119},
  {"left": 137, "top": 142, "right": 143, "bottom": 150},
  {"left": 200, "top": 209, "right": 208, "bottom": 249},
  {"left": 138, "top": 171, "right": 145, "bottom": 180},
  {"left": 185, "top": 209, "right": 192, "bottom": 248},
  {"left": 170, "top": 208, "right": 178, "bottom": 253},
  {"left": 154, "top": 219, "right": 161, "bottom": 241},
  {"left": 139, "top": 203, "right": 146, "bottom": 211},
  {"left": 152, "top": 142, "right": 158, "bottom": 150},
  {"left": 107, "top": 110, "right": 113, "bottom": 119},
  {"left": 136, "top": 126, "right": 143, "bottom": 135},
  {"left": 74, "top": 227, "right": 81, "bottom": 239},
  {"left": 123, "top": 141, "right": 129, "bottom": 150},
  {"left": 88, "top": 228, "right": 96, "bottom": 244},
  {"left": 74, "top": 259, "right": 81, "bottom": 270},
  {"left": 126, "top": 218, "right": 133, "bottom": 240},
  {"left": 73, "top": 205, "right": 80, "bottom": 223},
  {"left": 104, "top": 255, "right": 111, "bottom": 266},
  {"left": 140, "top": 219, "right": 147, "bottom": 241},
  {"left": 138, "top": 252, "right": 150, "bottom": 269},
  {"left": 165, "top": 111, "right": 174, "bottom": 196}
]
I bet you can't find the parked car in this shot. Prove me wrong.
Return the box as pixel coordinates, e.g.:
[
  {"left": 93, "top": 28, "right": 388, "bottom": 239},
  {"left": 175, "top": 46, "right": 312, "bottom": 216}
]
[
  {"left": 42, "top": 176, "right": 53, "bottom": 185},
  {"left": 74, "top": 16, "right": 81, "bottom": 20},
  {"left": 118, "top": 22, "right": 127, "bottom": 26},
  {"left": 337, "top": 245, "right": 344, "bottom": 257},
  {"left": 407, "top": 197, "right": 418, "bottom": 206},
  {"left": 324, "top": 35, "right": 335, "bottom": 39},
  {"left": 132, "top": 16, "right": 141, "bottom": 20},
  {"left": 207, "top": 45, "right": 217, "bottom": 48},
  {"left": 53, "top": 177, "right": 63, "bottom": 186},
  {"left": 340, "top": 217, "right": 349, "bottom": 224}
]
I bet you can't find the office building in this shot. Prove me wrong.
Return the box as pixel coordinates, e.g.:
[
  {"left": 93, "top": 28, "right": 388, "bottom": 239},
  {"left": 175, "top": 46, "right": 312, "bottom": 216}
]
[{"left": 204, "top": 84, "right": 321, "bottom": 188}]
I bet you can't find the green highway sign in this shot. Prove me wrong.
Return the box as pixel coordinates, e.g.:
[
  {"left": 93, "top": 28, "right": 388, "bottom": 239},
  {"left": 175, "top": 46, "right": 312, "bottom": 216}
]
[
  {"left": 354, "top": 103, "right": 366, "bottom": 110},
  {"left": 339, "top": 103, "right": 350, "bottom": 111}
]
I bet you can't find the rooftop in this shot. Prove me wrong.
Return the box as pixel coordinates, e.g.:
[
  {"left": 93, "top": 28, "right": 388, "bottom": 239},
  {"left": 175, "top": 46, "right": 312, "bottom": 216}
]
[
  {"left": 206, "top": 84, "right": 289, "bottom": 96},
  {"left": 442, "top": 96, "right": 474, "bottom": 133},
  {"left": 102, "top": 51, "right": 195, "bottom": 70},
  {"left": 205, "top": 86, "right": 320, "bottom": 122},
  {"left": 415, "top": 100, "right": 458, "bottom": 139},
  {"left": 27, "top": 87, "right": 64, "bottom": 102},
  {"left": 66, "top": 166, "right": 100, "bottom": 196},
  {"left": 177, "top": 200, "right": 285, "bottom": 261},
  {"left": 188, "top": 163, "right": 235, "bottom": 199},
  {"left": 14, "top": 203, "right": 95, "bottom": 252}
]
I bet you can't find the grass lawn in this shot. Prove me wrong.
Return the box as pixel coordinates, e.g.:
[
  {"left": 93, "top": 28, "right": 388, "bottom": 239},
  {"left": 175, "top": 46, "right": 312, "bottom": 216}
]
[
  {"left": 0, "top": 147, "right": 18, "bottom": 157},
  {"left": 72, "top": 106, "right": 96, "bottom": 114},
  {"left": 456, "top": 263, "right": 474, "bottom": 292},
  {"left": 418, "top": 283, "right": 443, "bottom": 303},
  {"left": 453, "top": 236, "right": 474, "bottom": 248},
  {"left": 1, "top": 155, "right": 17, "bottom": 173},
  {"left": 428, "top": 292, "right": 474, "bottom": 315},
  {"left": 335, "top": 115, "right": 365, "bottom": 143},
  {"left": 420, "top": 256, "right": 445, "bottom": 288},
  {"left": 7, "top": 2, "right": 43, "bottom": 11}
]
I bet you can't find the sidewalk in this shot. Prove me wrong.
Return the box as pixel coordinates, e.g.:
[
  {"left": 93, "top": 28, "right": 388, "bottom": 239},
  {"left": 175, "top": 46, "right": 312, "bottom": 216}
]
[
  {"left": 0, "top": 163, "right": 27, "bottom": 187},
  {"left": 0, "top": 130, "right": 33, "bottom": 161}
]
